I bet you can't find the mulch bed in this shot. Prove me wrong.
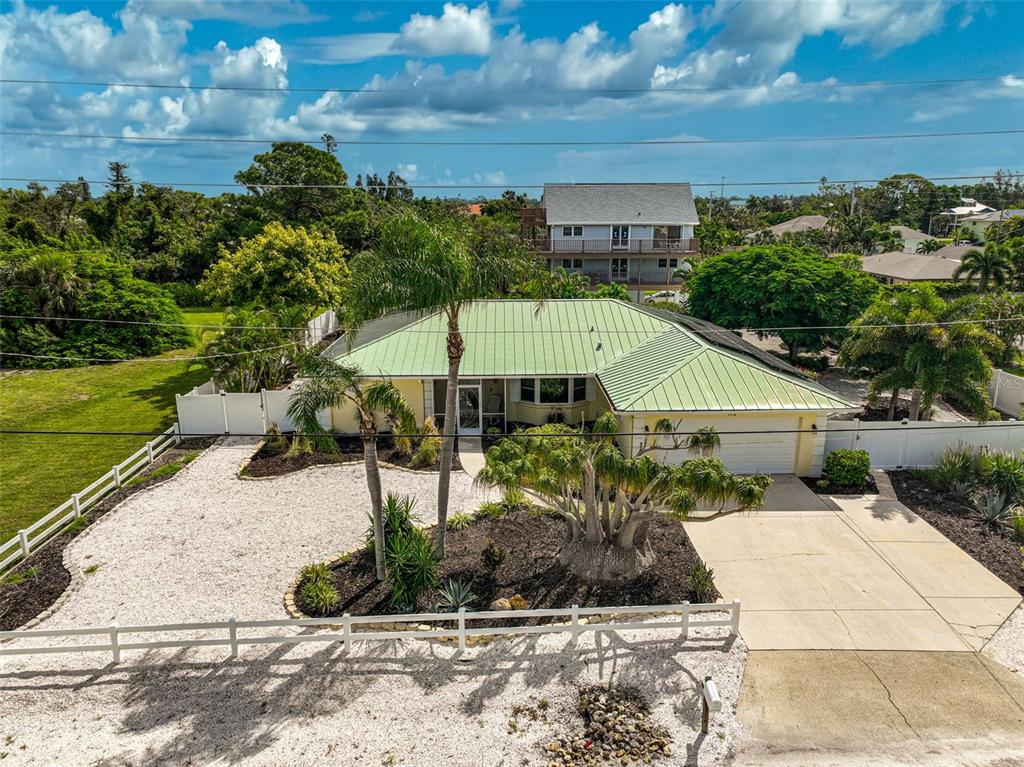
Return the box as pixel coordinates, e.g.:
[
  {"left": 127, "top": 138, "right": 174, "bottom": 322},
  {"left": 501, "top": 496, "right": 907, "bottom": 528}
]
[
  {"left": 800, "top": 474, "right": 879, "bottom": 496},
  {"left": 888, "top": 471, "right": 1023, "bottom": 596},
  {"left": 301, "top": 508, "right": 716, "bottom": 627},
  {"left": 242, "top": 434, "right": 461, "bottom": 477},
  {"left": 0, "top": 438, "right": 217, "bottom": 632}
]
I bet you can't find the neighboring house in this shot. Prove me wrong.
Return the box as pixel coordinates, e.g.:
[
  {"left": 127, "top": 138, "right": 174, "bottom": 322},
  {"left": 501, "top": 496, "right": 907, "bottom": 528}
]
[
  {"left": 888, "top": 225, "right": 931, "bottom": 254},
  {"left": 325, "top": 300, "right": 857, "bottom": 475},
  {"left": 745, "top": 214, "right": 828, "bottom": 241},
  {"left": 860, "top": 245, "right": 970, "bottom": 283},
  {"left": 959, "top": 209, "right": 1024, "bottom": 242},
  {"left": 936, "top": 198, "right": 998, "bottom": 234},
  {"left": 519, "top": 183, "right": 700, "bottom": 298}
]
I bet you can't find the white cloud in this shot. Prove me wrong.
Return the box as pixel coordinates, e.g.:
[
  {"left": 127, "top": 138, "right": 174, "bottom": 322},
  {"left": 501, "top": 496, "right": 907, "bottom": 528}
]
[
  {"left": 303, "top": 33, "right": 400, "bottom": 64},
  {"left": 128, "top": 0, "right": 326, "bottom": 26},
  {"left": 395, "top": 2, "right": 493, "bottom": 56},
  {"left": 498, "top": 0, "right": 524, "bottom": 12},
  {"left": 354, "top": 10, "right": 387, "bottom": 23}
]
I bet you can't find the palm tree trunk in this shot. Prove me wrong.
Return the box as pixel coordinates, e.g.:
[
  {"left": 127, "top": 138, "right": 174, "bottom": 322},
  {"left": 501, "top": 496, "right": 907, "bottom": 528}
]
[
  {"left": 908, "top": 388, "right": 922, "bottom": 421},
  {"left": 887, "top": 387, "right": 900, "bottom": 420},
  {"left": 363, "top": 430, "right": 386, "bottom": 581},
  {"left": 435, "top": 309, "right": 464, "bottom": 557}
]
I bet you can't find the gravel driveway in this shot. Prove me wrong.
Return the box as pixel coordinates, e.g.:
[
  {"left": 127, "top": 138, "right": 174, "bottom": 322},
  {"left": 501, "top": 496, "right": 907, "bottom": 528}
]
[{"left": 0, "top": 439, "right": 747, "bottom": 766}]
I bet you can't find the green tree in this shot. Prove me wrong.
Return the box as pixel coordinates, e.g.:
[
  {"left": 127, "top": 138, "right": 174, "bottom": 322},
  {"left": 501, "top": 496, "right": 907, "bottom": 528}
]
[
  {"left": 514, "top": 267, "right": 590, "bottom": 299},
  {"left": 955, "top": 242, "right": 1013, "bottom": 292},
  {"left": 344, "top": 210, "right": 540, "bottom": 556},
  {"left": 840, "top": 286, "right": 1000, "bottom": 420},
  {"left": 234, "top": 142, "right": 351, "bottom": 224},
  {"left": 590, "top": 283, "right": 631, "bottom": 301},
  {"left": 200, "top": 222, "right": 349, "bottom": 309},
  {"left": 476, "top": 414, "right": 770, "bottom": 582},
  {"left": 917, "top": 239, "right": 943, "bottom": 253},
  {"left": 687, "top": 245, "right": 880, "bottom": 361},
  {"left": 287, "top": 357, "right": 416, "bottom": 580}
]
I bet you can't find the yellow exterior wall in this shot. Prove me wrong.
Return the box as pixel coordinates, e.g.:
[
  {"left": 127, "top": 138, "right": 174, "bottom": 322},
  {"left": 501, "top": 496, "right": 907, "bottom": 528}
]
[{"left": 329, "top": 378, "right": 425, "bottom": 433}]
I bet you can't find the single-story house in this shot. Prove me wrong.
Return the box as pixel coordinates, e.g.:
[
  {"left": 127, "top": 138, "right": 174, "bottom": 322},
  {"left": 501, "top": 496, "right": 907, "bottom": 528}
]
[
  {"left": 959, "top": 209, "right": 1024, "bottom": 242},
  {"left": 745, "top": 214, "right": 828, "bottom": 241},
  {"left": 325, "top": 300, "right": 858, "bottom": 475},
  {"left": 888, "top": 225, "right": 931, "bottom": 253},
  {"left": 860, "top": 245, "right": 970, "bottom": 283}
]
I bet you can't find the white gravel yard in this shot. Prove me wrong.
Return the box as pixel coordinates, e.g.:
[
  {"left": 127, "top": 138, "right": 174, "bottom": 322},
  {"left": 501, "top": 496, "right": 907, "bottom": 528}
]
[
  {"left": 984, "top": 603, "right": 1024, "bottom": 674},
  {"left": 0, "top": 438, "right": 747, "bottom": 766}
]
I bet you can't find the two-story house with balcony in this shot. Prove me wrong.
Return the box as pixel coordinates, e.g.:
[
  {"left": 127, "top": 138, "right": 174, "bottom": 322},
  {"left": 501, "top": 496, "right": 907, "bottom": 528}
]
[{"left": 520, "top": 183, "right": 700, "bottom": 298}]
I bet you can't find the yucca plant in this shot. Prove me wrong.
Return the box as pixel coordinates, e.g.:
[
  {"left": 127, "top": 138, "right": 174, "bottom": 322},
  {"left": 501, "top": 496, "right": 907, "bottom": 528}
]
[
  {"left": 689, "top": 561, "right": 717, "bottom": 604},
  {"left": 979, "top": 451, "right": 1024, "bottom": 504},
  {"left": 366, "top": 494, "right": 416, "bottom": 551},
  {"left": 385, "top": 527, "right": 438, "bottom": 609},
  {"left": 972, "top": 491, "right": 1013, "bottom": 531},
  {"left": 436, "top": 578, "right": 476, "bottom": 611}
]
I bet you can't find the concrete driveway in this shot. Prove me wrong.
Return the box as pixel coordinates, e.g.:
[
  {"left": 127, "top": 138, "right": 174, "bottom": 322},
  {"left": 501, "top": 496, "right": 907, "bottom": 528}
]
[{"left": 684, "top": 476, "right": 1021, "bottom": 651}]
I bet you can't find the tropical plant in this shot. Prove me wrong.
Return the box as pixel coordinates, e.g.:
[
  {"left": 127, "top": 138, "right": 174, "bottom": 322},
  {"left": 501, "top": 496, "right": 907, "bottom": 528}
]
[
  {"left": 688, "top": 561, "right": 717, "bottom": 603},
  {"left": 475, "top": 501, "right": 505, "bottom": 519},
  {"left": 385, "top": 526, "right": 438, "bottom": 608},
  {"left": 299, "top": 568, "right": 340, "bottom": 616},
  {"left": 288, "top": 360, "right": 417, "bottom": 580},
  {"left": 410, "top": 417, "right": 442, "bottom": 468},
  {"left": 366, "top": 493, "right": 417, "bottom": 552},
  {"left": 514, "top": 266, "right": 590, "bottom": 299},
  {"left": 954, "top": 242, "right": 1013, "bottom": 292},
  {"left": 686, "top": 426, "right": 721, "bottom": 458},
  {"left": 480, "top": 539, "right": 507, "bottom": 574},
  {"left": 839, "top": 286, "right": 1000, "bottom": 420},
  {"left": 436, "top": 578, "right": 476, "bottom": 611},
  {"left": 824, "top": 449, "right": 871, "bottom": 488},
  {"left": 978, "top": 451, "right": 1024, "bottom": 503},
  {"left": 476, "top": 413, "right": 771, "bottom": 582},
  {"left": 445, "top": 512, "right": 474, "bottom": 531},
  {"left": 971, "top": 491, "right": 1013, "bottom": 531},
  {"left": 590, "top": 282, "right": 630, "bottom": 301},
  {"left": 917, "top": 239, "right": 943, "bottom": 254},
  {"left": 344, "top": 209, "right": 541, "bottom": 556}
]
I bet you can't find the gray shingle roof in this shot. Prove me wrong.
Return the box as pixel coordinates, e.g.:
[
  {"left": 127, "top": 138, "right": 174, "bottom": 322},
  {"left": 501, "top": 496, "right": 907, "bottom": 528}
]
[
  {"left": 860, "top": 250, "right": 964, "bottom": 281},
  {"left": 542, "top": 183, "right": 698, "bottom": 225}
]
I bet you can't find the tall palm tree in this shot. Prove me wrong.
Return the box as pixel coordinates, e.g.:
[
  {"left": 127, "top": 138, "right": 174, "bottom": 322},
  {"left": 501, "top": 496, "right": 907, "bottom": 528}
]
[
  {"left": 955, "top": 242, "right": 1012, "bottom": 292},
  {"left": 841, "top": 287, "right": 1000, "bottom": 421},
  {"left": 344, "top": 210, "right": 541, "bottom": 556},
  {"left": 287, "top": 356, "right": 417, "bottom": 580}
]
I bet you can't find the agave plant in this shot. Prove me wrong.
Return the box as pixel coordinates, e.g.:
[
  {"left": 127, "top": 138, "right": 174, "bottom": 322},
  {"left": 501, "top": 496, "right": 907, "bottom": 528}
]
[
  {"left": 436, "top": 578, "right": 476, "bottom": 611},
  {"left": 972, "top": 491, "right": 1013, "bottom": 531},
  {"left": 689, "top": 561, "right": 717, "bottom": 603}
]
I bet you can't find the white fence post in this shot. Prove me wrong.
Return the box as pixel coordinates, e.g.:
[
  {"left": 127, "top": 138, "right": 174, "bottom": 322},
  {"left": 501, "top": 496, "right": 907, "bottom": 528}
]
[
  {"left": 72, "top": 493, "right": 81, "bottom": 517},
  {"left": 146, "top": 441, "right": 154, "bottom": 463},
  {"left": 109, "top": 623, "right": 120, "bottom": 664},
  {"left": 681, "top": 602, "right": 690, "bottom": 639},
  {"left": 173, "top": 422, "right": 181, "bottom": 444},
  {"left": 228, "top": 616, "right": 238, "bottom": 659},
  {"left": 112, "top": 465, "right": 121, "bottom": 488},
  {"left": 851, "top": 417, "right": 860, "bottom": 450},
  {"left": 570, "top": 603, "right": 580, "bottom": 648},
  {"left": 342, "top": 612, "right": 352, "bottom": 653},
  {"left": 730, "top": 599, "right": 741, "bottom": 636},
  {"left": 458, "top": 607, "right": 467, "bottom": 652},
  {"left": 220, "top": 392, "right": 229, "bottom": 434},
  {"left": 18, "top": 530, "right": 29, "bottom": 558},
  {"left": 897, "top": 419, "right": 909, "bottom": 468}
]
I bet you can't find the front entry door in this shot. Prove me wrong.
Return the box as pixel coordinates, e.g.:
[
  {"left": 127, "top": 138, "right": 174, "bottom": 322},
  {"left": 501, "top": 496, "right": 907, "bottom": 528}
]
[
  {"left": 457, "top": 384, "right": 482, "bottom": 435},
  {"left": 612, "top": 225, "right": 630, "bottom": 249}
]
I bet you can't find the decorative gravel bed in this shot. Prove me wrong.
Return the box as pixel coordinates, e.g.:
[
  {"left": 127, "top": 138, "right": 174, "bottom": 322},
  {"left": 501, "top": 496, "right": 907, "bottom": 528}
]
[
  {"left": 888, "top": 471, "right": 1023, "bottom": 596},
  {"left": 799, "top": 474, "right": 879, "bottom": 496},
  {"left": 242, "top": 434, "right": 462, "bottom": 477},
  {"left": 0, "top": 437, "right": 216, "bottom": 631},
  {"left": 297, "top": 508, "right": 717, "bottom": 624}
]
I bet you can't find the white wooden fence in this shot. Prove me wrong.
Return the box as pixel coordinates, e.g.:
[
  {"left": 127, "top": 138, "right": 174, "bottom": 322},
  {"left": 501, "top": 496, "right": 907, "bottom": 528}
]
[
  {"left": 0, "top": 425, "right": 181, "bottom": 573},
  {"left": 0, "top": 601, "right": 740, "bottom": 665},
  {"left": 824, "top": 419, "right": 1024, "bottom": 469},
  {"left": 989, "top": 369, "right": 1024, "bottom": 418}
]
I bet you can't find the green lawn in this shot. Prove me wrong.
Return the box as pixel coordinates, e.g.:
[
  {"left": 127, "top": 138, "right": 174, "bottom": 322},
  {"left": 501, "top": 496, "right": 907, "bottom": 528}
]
[{"left": 0, "top": 308, "right": 223, "bottom": 542}]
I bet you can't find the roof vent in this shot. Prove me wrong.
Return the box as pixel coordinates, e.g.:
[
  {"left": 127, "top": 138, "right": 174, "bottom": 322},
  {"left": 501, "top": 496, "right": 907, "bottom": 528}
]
[{"left": 595, "top": 342, "right": 603, "bottom": 352}]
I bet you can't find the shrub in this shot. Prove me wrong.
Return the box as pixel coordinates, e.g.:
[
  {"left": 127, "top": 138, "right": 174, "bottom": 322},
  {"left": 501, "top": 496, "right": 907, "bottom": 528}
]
[
  {"left": 825, "top": 449, "right": 871, "bottom": 488},
  {"left": 979, "top": 451, "right": 1024, "bottom": 503},
  {"left": 1011, "top": 511, "right": 1024, "bottom": 543},
  {"left": 475, "top": 501, "right": 505, "bottom": 519},
  {"left": 932, "top": 444, "right": 978, "bottom": 491},
  {"left": 300, "top": 579, "right": 340, "bottom": 616},
  {"left": 410, "top": 418, "right": 441, "bottom": 468},
  {"left": 446, "top": 512, "right": 474, "bottom": 531},
  {"left": 366, "top": 494, "right": 416, "bottom": 551},
  {"left": 162, "top": 281, "right": 206, "bottom": 307},
  {"left": 481, "top": 539, "right": 507, "bottom": 575},
  {"left": 436, "top": 578, "right": 476, "bottom": 611},
  {"left": 300, "top": 562, "right": 331, "bottom": 583},
  {"left": 689, "top": 561, "right": 717, "bottom": 603},
  {"left": 385, "top": 527, "right": 437, "bottom": 608}
]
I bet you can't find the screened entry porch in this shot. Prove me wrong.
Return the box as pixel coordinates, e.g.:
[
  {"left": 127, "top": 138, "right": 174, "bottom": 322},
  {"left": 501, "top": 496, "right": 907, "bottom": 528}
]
[{"left": 430, "top": 379, "right": 506, "bottom": 436}]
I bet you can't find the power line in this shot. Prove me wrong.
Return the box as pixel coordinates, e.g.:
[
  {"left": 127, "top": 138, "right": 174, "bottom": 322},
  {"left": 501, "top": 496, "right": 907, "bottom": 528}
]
[
  {"left": 2, "top": 75, "right": 1018, "bottom": 95},
  {"left": 3, "top": 173, "right": 1022, "bottom": 191},
  {"left": 3, "top": 129, "right": 1021, "bottom": 148}
]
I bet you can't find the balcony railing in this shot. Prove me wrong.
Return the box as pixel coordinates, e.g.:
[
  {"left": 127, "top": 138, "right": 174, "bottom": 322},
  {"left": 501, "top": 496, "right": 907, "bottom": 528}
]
[
  {"left": 582, "top": 270, "right": 683, "bottom": 286},
  {"left": 528, "top": 238, "right": 699, "bottom": 254}
]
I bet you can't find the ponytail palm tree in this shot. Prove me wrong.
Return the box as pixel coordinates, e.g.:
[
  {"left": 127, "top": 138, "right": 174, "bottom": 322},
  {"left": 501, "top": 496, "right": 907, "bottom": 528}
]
[
  {"left": 287, "top": 356, "right": 416, "bottom": 580},
  {"left": 955, "top": 242, "right": 1012, "bottom": 292},
  {"left": 344, "top": 209, "right": 541, "bottom": 556}
]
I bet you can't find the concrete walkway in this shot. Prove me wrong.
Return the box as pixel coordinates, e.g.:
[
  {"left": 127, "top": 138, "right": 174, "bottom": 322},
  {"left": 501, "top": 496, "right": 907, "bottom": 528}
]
[
  {"left": 457, "top": 436, "right": 486, "bottom": 479},
  {"left": 684, "top": 480, "right": 1021, "bottom": 651}
]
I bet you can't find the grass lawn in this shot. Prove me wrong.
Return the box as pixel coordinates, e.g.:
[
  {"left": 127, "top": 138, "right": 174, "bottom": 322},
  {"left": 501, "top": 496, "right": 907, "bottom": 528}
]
[{"left": 0, "top": 308, "right": 223, "bottom": 542}]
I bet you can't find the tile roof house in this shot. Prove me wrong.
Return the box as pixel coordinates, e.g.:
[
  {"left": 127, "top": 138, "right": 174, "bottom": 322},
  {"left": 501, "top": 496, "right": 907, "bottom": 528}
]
[
  {"left": 519, "top": 184, "right": 700, "bottom": 298},
  {"left": 325, "top": 300, "right": 857, "bottom": 475}
]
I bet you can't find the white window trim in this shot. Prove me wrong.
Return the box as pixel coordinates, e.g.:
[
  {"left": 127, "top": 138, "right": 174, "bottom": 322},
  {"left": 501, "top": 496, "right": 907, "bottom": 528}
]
[
  {"left": 518, "top": 376, "right": 590, "bottom": 405},
  {"left": 562, "top": 225, "right": 583, "bottom": 237}
]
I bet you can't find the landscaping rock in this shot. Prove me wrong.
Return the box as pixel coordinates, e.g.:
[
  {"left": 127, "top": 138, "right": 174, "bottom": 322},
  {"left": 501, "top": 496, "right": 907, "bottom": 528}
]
[{"left": 489, "top": 597, "right": 512, "bottom": 610}]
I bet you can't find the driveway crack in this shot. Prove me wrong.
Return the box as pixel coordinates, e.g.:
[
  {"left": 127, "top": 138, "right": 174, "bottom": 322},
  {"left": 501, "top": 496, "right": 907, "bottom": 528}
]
[{"left": 854, "top": 651, "right": 919, "bottom": 738}]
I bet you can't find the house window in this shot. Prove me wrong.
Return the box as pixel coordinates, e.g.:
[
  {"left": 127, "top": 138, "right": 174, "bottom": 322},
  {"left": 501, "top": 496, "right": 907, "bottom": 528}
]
[
  {"left": 669, "top": 258, "right": 678, "bottom": 267},
  {"left": 611, "top": 257, "right": 628, "bottom": 275},
  {"left": 573, "top": 377, "right": 587, "bottom": 402},
  {"left": 561, "top": 258, "right": 573, "bottom": 269},
  {"left": 519, "top": 378, "right": 535, "bottom": 402},
  {"left": 658, "top": 258, "right": 668, "bottom": 268},
  {"left": 572, "top": 258, "right": 583, "bottom": 269},
  {"left": 540, "top": 378, "right": 570, "bottom": 404},
  {"left": 562, "top": 226, "right": 583, "bottom": 237}
]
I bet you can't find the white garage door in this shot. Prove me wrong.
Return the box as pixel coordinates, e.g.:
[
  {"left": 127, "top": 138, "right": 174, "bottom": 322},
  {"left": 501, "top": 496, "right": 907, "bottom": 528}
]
[{"left": 657, "top": 416, "right": 800, "bottom": 474}]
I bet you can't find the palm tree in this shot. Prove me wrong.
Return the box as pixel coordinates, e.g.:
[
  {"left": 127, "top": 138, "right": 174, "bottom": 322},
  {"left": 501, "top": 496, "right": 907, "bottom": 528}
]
[
  {"left": 686, "top": 425, "right": 721, "bottom": 457},
  {"left": 916, "top": 239, "right": 943, "bottom": 254},
  {"left": 840, "top": 287, "right": 1000, "bottom": 421},
  {"left": 343, "top": 210, "right": 541, "bottom": 556},
  {"left": 287, "top": 356, "right": 416, "bottom": 580},
  {"left": 955, "top": 242, "right": 1012, "bottom": 292}
]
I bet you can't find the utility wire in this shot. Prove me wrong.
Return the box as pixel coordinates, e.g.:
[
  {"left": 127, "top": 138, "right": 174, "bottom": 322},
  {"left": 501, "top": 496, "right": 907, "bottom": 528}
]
[
  {"left": 3, "top": 129, "right": 1020, "bottom": 147},
  {"left": 3, "top": 173, "right": 1021, "bottom": 191},
  {"left": 2, "top": 75, "right": 1017, "bottom": 95},
  {"left": 0, "top": 423, "right": 1019, "bottom": 439}
]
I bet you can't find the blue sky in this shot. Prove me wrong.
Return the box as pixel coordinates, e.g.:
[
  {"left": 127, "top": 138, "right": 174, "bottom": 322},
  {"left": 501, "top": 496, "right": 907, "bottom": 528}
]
[{"left": 1, "top": 0, "right": 1022, "bottom": 199}]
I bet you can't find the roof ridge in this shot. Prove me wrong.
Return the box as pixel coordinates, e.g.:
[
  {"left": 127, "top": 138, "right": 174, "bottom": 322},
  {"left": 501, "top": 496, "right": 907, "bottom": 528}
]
[{"left": 601, "top": 331, "right": 708, "bottom": 410}]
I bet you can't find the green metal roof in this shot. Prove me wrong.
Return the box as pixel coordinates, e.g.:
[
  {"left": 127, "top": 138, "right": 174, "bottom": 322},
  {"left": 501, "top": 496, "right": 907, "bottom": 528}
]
[{"left": 331, "top": 300, "right": 856, "bottom": 413}]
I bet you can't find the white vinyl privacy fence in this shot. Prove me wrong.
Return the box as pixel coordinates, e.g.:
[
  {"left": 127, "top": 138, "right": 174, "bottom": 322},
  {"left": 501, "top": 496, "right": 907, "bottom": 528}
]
[
  {"left": 824, "top": 419, "right": 1024, "bottom": 469},
  {"left": 989, "top": 369, "right": 1024, "bottom": 418},
  {"left": 0, "top": 425, "right": 181, "bottom": 573},
  {"left": 0, "top": 601, "right": 740, "bottom": 665}
]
